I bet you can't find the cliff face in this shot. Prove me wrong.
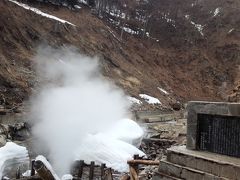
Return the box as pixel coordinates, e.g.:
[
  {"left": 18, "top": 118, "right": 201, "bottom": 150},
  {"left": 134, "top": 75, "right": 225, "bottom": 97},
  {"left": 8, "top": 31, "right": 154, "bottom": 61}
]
[
  {"left": 0, "top": 0, "right": 239, "bottom": 110},
  {"left": 228, "top": 80, "right": 240, "bottom": 102}
]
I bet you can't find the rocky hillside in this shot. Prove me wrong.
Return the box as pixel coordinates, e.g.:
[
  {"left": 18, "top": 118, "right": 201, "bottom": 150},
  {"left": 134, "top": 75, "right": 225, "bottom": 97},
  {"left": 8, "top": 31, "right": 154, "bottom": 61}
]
[
  {"left": 228, "top": 80, "right": 240, "bottom": 102},
  {"left": 0, "top": 0, "right": 239, "bottom": 111}
]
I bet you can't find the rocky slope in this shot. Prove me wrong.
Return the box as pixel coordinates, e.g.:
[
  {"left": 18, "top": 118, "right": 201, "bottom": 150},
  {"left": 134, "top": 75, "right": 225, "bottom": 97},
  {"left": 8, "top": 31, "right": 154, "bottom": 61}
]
[{"left": 0, "top": 0, "right": 239, "bottom": 111}]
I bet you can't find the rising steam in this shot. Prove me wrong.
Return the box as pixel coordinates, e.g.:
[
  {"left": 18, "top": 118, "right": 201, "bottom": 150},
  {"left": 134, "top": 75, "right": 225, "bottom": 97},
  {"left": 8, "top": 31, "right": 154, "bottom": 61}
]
[{"left": 30, "top": 45, "right": 130, "bottom": 175}]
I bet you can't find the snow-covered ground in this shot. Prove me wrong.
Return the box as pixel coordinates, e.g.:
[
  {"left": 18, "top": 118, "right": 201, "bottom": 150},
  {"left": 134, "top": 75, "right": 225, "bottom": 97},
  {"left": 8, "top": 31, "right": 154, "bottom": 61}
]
[
  {"left": 8, "top": 0, "right": 76, "bottom": 26},
  {"left": 139, "top": 94, "right": 161, "bottom": 104}
]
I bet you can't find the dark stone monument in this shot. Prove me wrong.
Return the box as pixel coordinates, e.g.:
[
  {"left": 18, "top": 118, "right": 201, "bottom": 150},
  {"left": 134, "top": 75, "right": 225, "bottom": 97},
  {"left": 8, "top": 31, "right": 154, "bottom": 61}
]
[{"left": 187, "top": 101, "right": 240, "bottom": 157}]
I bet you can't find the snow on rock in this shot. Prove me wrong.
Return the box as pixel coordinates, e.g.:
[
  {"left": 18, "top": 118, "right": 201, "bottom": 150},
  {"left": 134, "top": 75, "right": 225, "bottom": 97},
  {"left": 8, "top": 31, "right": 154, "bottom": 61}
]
[
  {"left": 139, "top": 94, "right": 161, "bottom": 104},
  {"left": 78, "top": 0, "right": 88, "bottom": 5},
  {"left": 128, "top": 96, "right": 142, "bottom": 105},
  {"left": 185, "top": 15, "right": 204, "bottom": 36},
  {"left": 8, "top": 0, "right": 75, "bottom": 26},
  {"left": 157, "top": 87, "right": 169, "bottom": 95},
  {"left": 0, "top": 142, "right": 29, "bottom": 179},
  {"left": 228, "top": 28, "right": 235, "bottom": 34},
  {"left": 61, "top": 174, "right": 73, "bottom": 180},
  {"left": 162, "top": 14, "right": 176, "bottom": 28},
  {"left": 109, "top": 10, "right": 126, "bottom": 19},
  {"left": 22, "top": 170, "right": 31, "bottom": 177},
  {"left": 213, "top": 8, "right": 220, "bottom": 17},
  {"left": 190, "top": 21, "right": 204, "bottom": 36},
  {"left": 74, "top": 5, "right": 81, "bottom": 9},
  {"left": 185, "top": 15, "right": 190, "bottom": 20},
  {"left": 145, "top": 32, "right": 160, "bottom": 42},
  {"left": 74, "top": 133, "right": 145, "bottom": 172},
  {"left": 35, "top": 155, "right": 60, "bottom": 180}
]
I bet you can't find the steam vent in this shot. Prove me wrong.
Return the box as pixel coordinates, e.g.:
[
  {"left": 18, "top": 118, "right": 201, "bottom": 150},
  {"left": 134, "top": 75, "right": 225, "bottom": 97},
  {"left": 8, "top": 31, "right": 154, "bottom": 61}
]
[{"left": 154, "top": 101, "right": 240, "bottom": 179}]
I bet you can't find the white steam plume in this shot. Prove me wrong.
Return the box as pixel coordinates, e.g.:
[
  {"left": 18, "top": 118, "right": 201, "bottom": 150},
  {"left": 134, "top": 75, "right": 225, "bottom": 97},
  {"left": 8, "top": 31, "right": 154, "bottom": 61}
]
[{"left": 30, "top": 46, "right": 130, "bottom": 175}]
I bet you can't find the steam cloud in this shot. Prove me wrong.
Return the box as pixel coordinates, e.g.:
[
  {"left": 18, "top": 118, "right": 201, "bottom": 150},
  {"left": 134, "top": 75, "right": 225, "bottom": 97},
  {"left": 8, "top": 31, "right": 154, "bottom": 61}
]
[{"left": 30, "top": 46, "right": 130, "bottom": 175}]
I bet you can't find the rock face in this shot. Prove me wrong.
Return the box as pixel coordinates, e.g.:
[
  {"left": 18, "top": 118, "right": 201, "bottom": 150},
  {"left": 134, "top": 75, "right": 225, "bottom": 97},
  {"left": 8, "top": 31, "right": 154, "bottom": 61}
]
[
  {"left": 228, "top": 82, "right": 240, "bottom": 102},
  {"left": 0, "top": 0, "right": 239, "bottom": 110}
]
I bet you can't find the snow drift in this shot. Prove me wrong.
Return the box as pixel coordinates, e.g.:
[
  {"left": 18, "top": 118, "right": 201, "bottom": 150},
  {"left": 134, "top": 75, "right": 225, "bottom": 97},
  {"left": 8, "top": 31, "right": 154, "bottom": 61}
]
[{"left": 0, "top": 142, "right": 29, "bottom": 179}]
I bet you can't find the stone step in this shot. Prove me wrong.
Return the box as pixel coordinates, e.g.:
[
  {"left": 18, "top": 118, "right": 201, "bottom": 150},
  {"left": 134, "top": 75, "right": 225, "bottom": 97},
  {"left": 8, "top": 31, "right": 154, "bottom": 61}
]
[
  {"left": 152, "top": 172, "right": 183, "bottom": 180},
  {"left": 167, "top": 146, "right": 240, "bottom": 179},
  {"left": 159, "top": 159, "right": 228, "bottom": 180}
]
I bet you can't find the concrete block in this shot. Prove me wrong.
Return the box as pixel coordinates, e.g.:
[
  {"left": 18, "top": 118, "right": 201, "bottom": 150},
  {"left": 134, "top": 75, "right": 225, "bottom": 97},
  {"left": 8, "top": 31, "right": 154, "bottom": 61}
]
[{"left": 166, "top": 146, "right": 240, "bottom": 179}]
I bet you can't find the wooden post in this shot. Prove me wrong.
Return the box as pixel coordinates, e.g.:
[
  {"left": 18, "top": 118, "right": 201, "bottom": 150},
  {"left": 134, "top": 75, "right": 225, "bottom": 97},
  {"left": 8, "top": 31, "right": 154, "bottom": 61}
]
[
  {"left": 33, "top": 160, "right": 56, "bottom": 180},
  {"left": 104, "top": 168, "right": 113, "bottom": 180},
  {"left": 16, "top": 167, "right": 20, "bottom": 179},
  {"left": 129, "top": 165, "right": 138, "bottom": 180},
  {"left": 31, "top": 160, "right": 35, "bottom": 176},
  {"left": 89, "top": 161, "right": 95, "bottom": 180},
  {"left": 133, "top": 155, "right": 139, "bottom": 174},
  {"left": 100, "top": 163, "right": 106, "bottom": 180},
  {"left": 78, "top": 160, "right": 84, "bottom": 178},
  {"left": 127, "top": 156, "right": 160, "bottom": 180},
  {"left": 127, "top": 160, "right": 160, "bottom": 165}
]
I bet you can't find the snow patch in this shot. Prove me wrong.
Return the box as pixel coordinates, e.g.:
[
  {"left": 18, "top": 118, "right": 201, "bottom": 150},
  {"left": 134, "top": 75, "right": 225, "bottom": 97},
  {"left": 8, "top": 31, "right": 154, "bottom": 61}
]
[
  {"left": 36, "top": 155, "right": 60, "bottom": 180},
  {"left": 162, "top": 14, "right": 176, "bottom": 28},
  {"left": 74, "top": 5, "right": 81, "bottom": 9},
  {"left": 123, "top": 27, "right": 139, "bottom": 35},
  {"left": 228, "top": 28, "right": 235, "bottom": 33},
  {"left": 145, "top": 32, "right": 159, "bottom": 42},
  {"left": 109, "top": 10, "right": 126, "bottom": 19},
  {"left": 191, "top": 2, "right": 197, "bottom": 7},
  {"left": 0, "top": 142, "right": 29, "bottom": 179},
  {"left": 128, "top": 97, "right": 142, "bottom": 105},
  {"left": 139, "top": 94, "right": 161, "bottom": 104},
  {"left": 190, "top": 21, "right": 204, "bottom": 36},
  {"left": 185, "top": 15, "right": 204, "bottom": 36},
  {"left": 61, "top": 174, "right": 73, "bottom": 180},
  {"left": 213, "top": 8, "right": 220, "bottom": 17},
  {"left": 78, "top": 0, "right": 88, "bottom": 5},
  {"left": 8, "top": 0, "right": 75, "bottom": 26},
  {"left": 22, "top": 170, "right": 31, "bottom": 177},
  {"left": 157, "top": 87, "right": 169, "bottom": 95}
]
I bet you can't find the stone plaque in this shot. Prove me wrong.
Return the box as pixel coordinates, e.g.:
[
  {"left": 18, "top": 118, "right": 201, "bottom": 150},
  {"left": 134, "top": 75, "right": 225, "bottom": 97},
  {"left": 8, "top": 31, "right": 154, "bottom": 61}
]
[{"left": 197, "top": 113, "right": 240, "bottom": 157}]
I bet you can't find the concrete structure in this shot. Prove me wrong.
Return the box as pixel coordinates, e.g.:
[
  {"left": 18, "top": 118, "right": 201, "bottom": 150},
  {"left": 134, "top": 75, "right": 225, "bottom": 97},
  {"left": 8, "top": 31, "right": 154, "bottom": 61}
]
[
  {"left": 186, "top": 101, "right": 240, "bottom": 150},
  {"left": 154, "top": 146, "right": 240, "bottom": 179},
  {"left": 155, "top": 101, "right": 240, "bottom": 180}
]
